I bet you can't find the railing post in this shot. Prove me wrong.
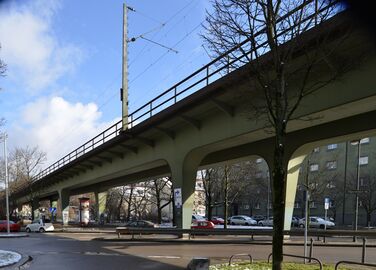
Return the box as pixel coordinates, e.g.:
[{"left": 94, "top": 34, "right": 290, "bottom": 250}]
[
  {"left": 362, "top": 237, "right": 366, "bottom": 263},
  {"left": 206, "top": 66, "right": 209, "bottom": 86},
  {"left": 174, "top": 87, "right": 177, "bottom": 103},
  {"left": 315, "top": 0, "right": 318, "bottom": 26},
  {"left": 227, "top": 55, "right": 230, "bottom": 74},
  {"left": 309, "top": 238, "right": 314, "bottom": 263},
  {"left": 150, "top": 102, "right": 153, "bottom": 117}
]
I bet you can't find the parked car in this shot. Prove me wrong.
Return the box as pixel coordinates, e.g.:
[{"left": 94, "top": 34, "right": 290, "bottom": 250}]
[
  {"left": 125, "top": 220, "right": 155, "bottom": 228},
  {"left": 210, "top": 217, "right": 224, "bottom": 225},
  {"left": 25, "top": 219, "right": 54, "bottom": 233},
  {"left": 258, "top": 217, "right": 273, "bottom": 226},
  {"left": 251, "top": 215, "right": 265, "bottom": 223},
  {"left": 192, "top": 214, "right": 206, "bottom": 224},
  {"left": 228, "top": 215, "right": 257, "bottom": 226},
  {"left": 291, "top": 216, "right": 299, "bottom": 227},
  {"left": 0, "top": 220, "right": 21, "bottom": 232},
  {"left": 298, "top": 217, "right": 335, "bottom": 229},
  {"left": 191, "top": 221, "right": 215, "bottom": 229}
]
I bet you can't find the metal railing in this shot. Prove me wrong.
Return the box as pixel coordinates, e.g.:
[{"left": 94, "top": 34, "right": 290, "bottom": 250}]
[
  {"left": 268, "top": 253, "right": 323, "bottom": 270},
  {"left": 335, "top": 261, "right": 376, "bottom": 269},
  {"left": 32, "top": 0, "right": 342, "bottom": 183},
  {"left": 228, "top": 254, "right": 253, "bottom": 266}
]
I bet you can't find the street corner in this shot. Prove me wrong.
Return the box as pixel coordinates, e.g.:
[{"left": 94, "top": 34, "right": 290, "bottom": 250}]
[{"left": 0, "top": 250, "right": 22, "bottom": 267}]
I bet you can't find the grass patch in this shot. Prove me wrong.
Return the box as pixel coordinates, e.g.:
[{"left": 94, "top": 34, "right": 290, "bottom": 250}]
[{"left": 209, "top": 261, "right": 357, "bottom": 270}]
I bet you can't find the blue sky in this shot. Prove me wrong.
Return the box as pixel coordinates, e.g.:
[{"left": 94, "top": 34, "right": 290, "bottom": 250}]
[{"left": 0, "top": 0, "right": 212, "bottom": 163}]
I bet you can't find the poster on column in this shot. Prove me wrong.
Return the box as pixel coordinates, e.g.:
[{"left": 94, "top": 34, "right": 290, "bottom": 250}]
[{"left": 174, "top": 188, "right": 182, "bottom": 208}]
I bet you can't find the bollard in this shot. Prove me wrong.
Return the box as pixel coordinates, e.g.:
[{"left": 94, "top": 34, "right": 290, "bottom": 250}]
[
  {"left": 309, "top": 238, "right": 314, "bottom": 263},
  {"left": 187, "top": 257, "right": 210, "bottom": 270},
  {"left": 362, "top": 237, "right": 366, "bottom": 263}
]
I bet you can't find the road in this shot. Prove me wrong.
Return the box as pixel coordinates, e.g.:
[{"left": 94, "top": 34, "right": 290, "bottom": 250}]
[{"left": 1, "top": 232, "right": 376, "bottom": 269}]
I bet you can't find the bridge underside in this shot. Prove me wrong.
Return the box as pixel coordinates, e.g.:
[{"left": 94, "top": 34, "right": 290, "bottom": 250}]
[{"left": 10, "top": 12, "right": 376, "bottom": 229}]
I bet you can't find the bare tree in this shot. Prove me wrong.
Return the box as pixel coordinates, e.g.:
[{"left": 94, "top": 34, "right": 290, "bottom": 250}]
[
  {"left": 0, "top": 44, "right": 6, "bottom": 86},
  {"left": 202, "top": 1, "right": 349, "bottom": 268},
  {"left": 148, "top": 177, "right": 173, "bottom": 224},
  {"left": 7, "top": 146, "right": 46, "bottom": 218},
  {"left": 350, "top": 174, "right": 376, "bottom": 227},
  {"left": 200, "top": 168, "right": 221, "bottom": 221}
]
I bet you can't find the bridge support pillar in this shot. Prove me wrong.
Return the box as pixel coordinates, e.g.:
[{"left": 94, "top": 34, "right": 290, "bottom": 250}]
[
  {"left": 170, "top": 156, "right": 201, "bottom": 230},
  {"left": 58, "top": 189, "right": 70, "bottom": 225},
  {"left": 284, "top": 151, "right": 308, "bottom": 230},
  {"left": 94, "top": 191, "right": 107, "bottom": 223}
]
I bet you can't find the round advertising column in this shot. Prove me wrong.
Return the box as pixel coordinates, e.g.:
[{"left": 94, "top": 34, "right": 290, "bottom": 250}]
[{"left": 79, "top": 197, "right": 90, "bottom": 226}]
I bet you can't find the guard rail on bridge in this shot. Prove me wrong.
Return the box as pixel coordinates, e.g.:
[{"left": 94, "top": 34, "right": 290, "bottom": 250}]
[
  {"left": 116, "top": 227, "right": 376, "bottom": 239},
  {"left": 29, "top": 0, "right": 342, "bottom": 183}
]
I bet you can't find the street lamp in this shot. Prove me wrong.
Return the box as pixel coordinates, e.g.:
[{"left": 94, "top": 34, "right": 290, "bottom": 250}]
[
  {"left": 350, "top": 139, "right": 362, "bottom": 241},
  {"left": 1, "top": 132, "right": 10, "bottom": 234}
]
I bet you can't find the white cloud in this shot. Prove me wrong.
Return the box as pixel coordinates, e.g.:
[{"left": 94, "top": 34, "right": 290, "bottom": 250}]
[
  {"left": 0, "top": 0, "right": 82, "bottom": 92},
  {"left": 11, "top": 96, "right": 120, "bottom": 165}
]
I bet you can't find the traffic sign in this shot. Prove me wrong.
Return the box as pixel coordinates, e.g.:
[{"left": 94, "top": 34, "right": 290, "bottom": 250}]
[{"left": 324, "top": 198, "right": 330, "bottom": 210}]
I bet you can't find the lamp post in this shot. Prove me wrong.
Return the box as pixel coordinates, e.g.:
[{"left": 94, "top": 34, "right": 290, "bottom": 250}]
[
  {"left": 1, "top": 132, "right": 10, "bottom": 234},
  {"left": 350, "top": 139, "right": 361, "bottom": 242}
]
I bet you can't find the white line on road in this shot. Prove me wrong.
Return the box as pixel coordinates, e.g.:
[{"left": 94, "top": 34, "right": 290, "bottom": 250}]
[{"left": 147, "top": 255, "right": 181, "bottom": 259}]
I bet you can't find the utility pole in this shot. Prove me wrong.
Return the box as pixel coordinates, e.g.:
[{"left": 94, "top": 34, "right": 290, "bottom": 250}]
[
  {"left": 351, "top": 139, "right": 361, "bottom": 242},
  {"left": 2, "top": 133, "right": 10, "bottom": 234},
  {"left": 342, "top": 142, "right": 348, "bottom": 225},
  {"left": 304, "top": 152, "right": 312, "bottom": 263},
  {"left": 121, "top": 3, "right": 129, "bottom": 131}
]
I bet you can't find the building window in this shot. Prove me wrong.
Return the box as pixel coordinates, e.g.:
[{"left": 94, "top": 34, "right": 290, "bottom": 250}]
[
  {"left": 256, "top": 158, "right": 263, "bottom": 164},
  {"left": 255, "top": 171, "right": 263, "bottom": 179},
  {"left": 254, "top": 203, "right": 260, "bottom": 209},
  {"left": 243, "top": 204, "right": 250, "bottom": 210},
  {"left": 359, "top": 156, "right": 368, "bottom": 165},
  {"left": 326, "top": 161, "right": 337, "bottom": 170},
  {"left": 310, "top": 201, "right": 317, "bottom": 208},
  {"left": 294, "top": 202, "right": 300, "bottom": 209},
  {"left": 360, "top": 138, "right": 370, "bottom": 144},
  {"left": 313, "top": 147, "right": 320, "bottom": 153},
  {"left": 310, "top": 164, "right": 319, "bottom": 172},
  {"left": 360, "top": 177, "right": 369, "bottom": 187},
  {"left": 327, "top": 144, "right": 338, "bottom": 150}
]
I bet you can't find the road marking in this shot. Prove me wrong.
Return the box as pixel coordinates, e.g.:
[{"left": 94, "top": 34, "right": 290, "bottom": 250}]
[
  {"left": 147, "top": 255, "right": 181, "bottom": 259},
  {"left": 57, "top": 238, "right": 76, "bottom": 241}
]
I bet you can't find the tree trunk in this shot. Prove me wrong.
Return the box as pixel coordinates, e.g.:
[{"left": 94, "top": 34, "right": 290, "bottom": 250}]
[
  {"left": 207, "top": 195, "right": 213, "bottom": 221},
  {"left": 272, "top": 128, "right": 286, "bottom": 270},
  {"left": 224, "top": 166, "right": 229, "bottom": 229},
  {"left": 126, "top": 186, "right": 134, "bottom": 221}
]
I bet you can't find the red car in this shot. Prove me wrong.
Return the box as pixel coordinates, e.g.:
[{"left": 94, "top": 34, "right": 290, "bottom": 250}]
[
  {"left": 210, "top": 217, "right": 225, "bottom": 225},
  {"left": 0, "top": 220, "right": 21, "bottom": 232},
  {"left": 191, "top": 221, "right": 215, "bottom": 229}
]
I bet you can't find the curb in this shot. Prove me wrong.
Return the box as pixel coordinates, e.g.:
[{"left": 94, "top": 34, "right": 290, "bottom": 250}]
[{"left": 0, "top": 233, "right": 29, "bottom": 238}]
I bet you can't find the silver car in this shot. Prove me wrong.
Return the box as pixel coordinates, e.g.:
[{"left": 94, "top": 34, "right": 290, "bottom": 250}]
[
  {"left": 299, "top": 217, "right": 335, "bottom": 229},
  {"left": 228, "top": 215, "right": 257, "bottom": 226},
  {"left": 258, "top": 217, "right": 273, "bottom": 226}
]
